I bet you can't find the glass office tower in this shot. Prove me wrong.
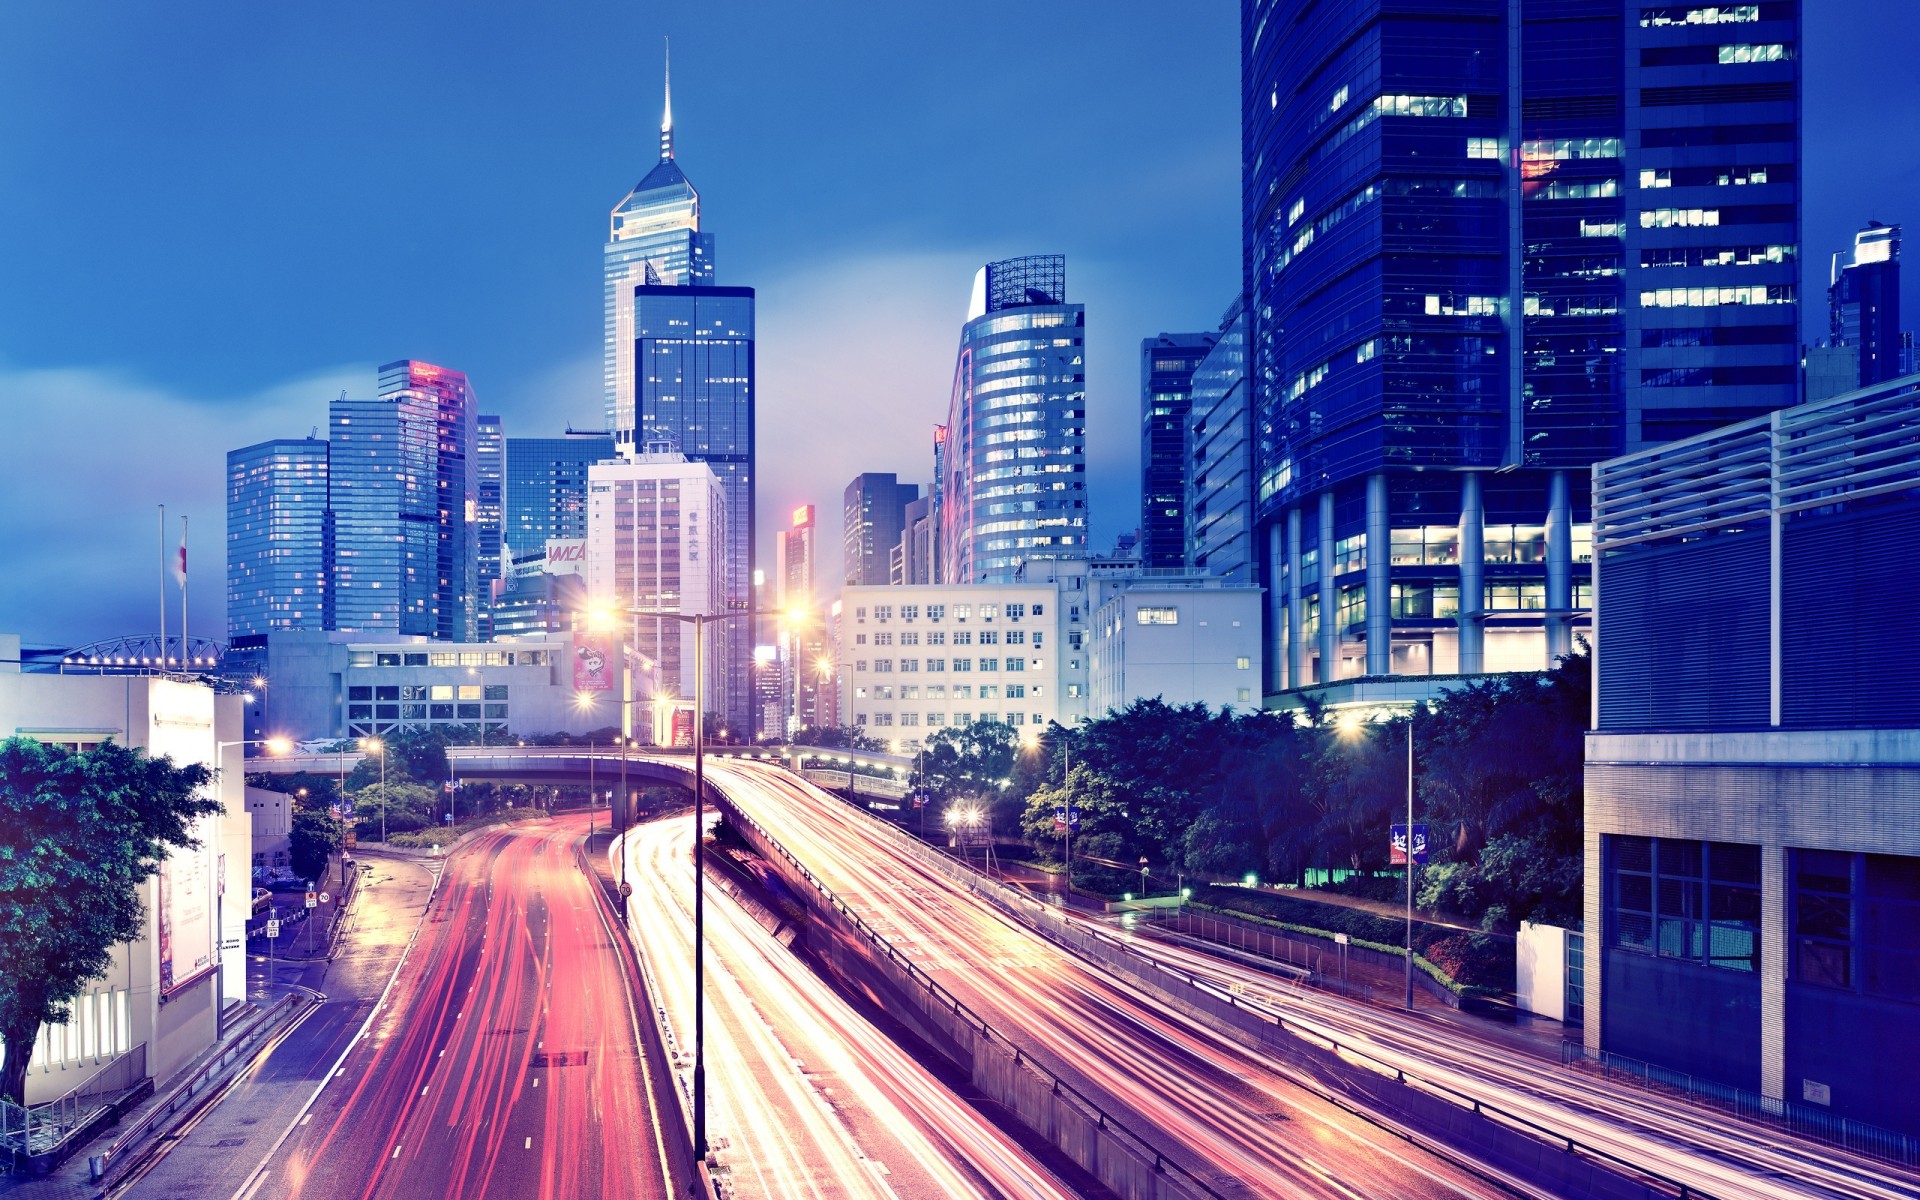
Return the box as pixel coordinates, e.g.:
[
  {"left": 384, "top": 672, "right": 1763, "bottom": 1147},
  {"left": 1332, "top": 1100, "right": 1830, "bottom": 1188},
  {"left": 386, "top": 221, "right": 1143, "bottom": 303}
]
[
  {"left": 1187, "top": 300, "right": 1252, "bottom": 583},
  {"left": 226, "top": 437, "right": 329, "bottom": 638},
  {"left": 604, "top": 69, "right": 716, "bottom": 446},
  {"left": 940, "top": 256, "right": 1087, "bottom": 584},
  {"left": 504, "top": 435, "right": 615, "bottom": 560},
  {"left": 1141, "top": 332, "right": 1219, "bottom": 570},
  {"left": 1829, "top": 221, "right": 1904, "bottom": 387},
  {"left": 1243, "top": 0, "right": 1800, "bottom": 694},
  {"left": 374, "top": 360, "right": 480, "bottom": 642},
  {"left": 328, "top": 393, "right": 439, "bottom": 635},
  {"left": 633, "top": 285, "right": 755, "bottom": 733},
  {"left": 476, "top": 414, "right": 505, "bottom": 605},
  {"left": 842, "top": 472, "right": 919, "bottom": 587}
]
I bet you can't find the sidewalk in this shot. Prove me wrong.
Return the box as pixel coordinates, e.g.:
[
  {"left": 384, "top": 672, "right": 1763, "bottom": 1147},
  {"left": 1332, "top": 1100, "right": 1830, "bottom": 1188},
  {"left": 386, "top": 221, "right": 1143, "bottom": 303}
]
[{"left": 247, "top": 855, "right": 357, "bottom": 961}]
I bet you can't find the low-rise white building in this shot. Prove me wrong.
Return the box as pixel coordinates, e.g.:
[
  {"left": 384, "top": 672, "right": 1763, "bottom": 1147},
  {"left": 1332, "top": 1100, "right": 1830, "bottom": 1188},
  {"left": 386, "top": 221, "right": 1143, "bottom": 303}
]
[
  {"left": 0, "top": 641, "right": 249, "bottom": 1105},
  {"left": 1088, "top": 576, "right": 1264, "bottom": 716}
]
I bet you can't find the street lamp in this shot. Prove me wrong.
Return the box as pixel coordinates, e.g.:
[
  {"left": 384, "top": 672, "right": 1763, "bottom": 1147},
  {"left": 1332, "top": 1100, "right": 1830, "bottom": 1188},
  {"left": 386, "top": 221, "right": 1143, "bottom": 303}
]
[
  {"left": 361, "top": 737, "right": 387, "bottom": 844},
  {"left": 1335, "top": 708, "right": 1420, "bottom": 1012},
  {"left": 588, "top": 602, "right": 809, "bottom": 1162}
]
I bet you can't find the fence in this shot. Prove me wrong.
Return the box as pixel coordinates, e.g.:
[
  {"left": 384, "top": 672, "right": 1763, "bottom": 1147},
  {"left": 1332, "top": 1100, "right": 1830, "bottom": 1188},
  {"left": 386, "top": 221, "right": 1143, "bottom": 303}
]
[
  {"left": 0, "top": 1043, "right": 147, "bottom": 1165},
  {"left": 1563, "top": 1043, "right": 1920, "bottom": 1170}
]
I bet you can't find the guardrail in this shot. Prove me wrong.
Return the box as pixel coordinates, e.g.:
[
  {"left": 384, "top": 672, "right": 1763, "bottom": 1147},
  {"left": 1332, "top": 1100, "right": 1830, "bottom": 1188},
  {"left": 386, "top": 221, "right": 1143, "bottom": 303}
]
[
  {"left": 0, "top": 1043, "right": 147, "bottom": 1167},
  {"left": 90, "top": 991, "right": 308, "bottom": 1184},
  {"left": 721, "top": 793, "right": 1230, "bottom": 1199},
  {"left": 1564, "top": 1043, "right": 1920, "bottom": 1169},
  {"left": 758, "top": 768, "right": 1729, "bottom": 1200}
]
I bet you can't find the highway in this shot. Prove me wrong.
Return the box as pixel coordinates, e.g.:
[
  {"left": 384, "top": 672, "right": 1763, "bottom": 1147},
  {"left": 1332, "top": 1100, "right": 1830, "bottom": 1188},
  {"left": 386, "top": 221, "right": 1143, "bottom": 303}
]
[
  {"left": 700, "top": 759, "right": 1533, "bottom": 1200},
  {"left": 241, "top": 815, "right": 672, "bottom": 1200},
  {"left": 620, "top": 812, "right": 1078, "bottom": 1200}
]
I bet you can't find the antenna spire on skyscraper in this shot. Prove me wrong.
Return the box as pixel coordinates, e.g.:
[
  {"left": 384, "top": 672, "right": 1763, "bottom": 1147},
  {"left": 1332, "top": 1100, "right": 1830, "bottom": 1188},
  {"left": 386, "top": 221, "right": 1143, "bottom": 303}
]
[{"left": 660, "top": 36, "right": 674, "bottom": 160}]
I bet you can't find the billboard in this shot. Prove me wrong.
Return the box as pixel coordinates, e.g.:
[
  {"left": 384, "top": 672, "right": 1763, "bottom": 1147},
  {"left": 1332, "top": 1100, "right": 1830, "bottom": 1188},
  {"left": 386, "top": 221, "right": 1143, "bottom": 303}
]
[
  {"left": 573, "top": 636, "right": 614, "bottom": 692},
  {"left": 147, "top": 679, "right": 218, "bottom": 996},
  {"left": 544, "top": 537, "right": 587, "bottom": 577}
]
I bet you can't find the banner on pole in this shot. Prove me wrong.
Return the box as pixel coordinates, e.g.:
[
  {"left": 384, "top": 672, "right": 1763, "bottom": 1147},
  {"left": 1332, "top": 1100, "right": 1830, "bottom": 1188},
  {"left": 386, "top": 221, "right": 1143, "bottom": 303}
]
[{"left": 1390, "top": 823, "right": 1429, "bottom": 865}]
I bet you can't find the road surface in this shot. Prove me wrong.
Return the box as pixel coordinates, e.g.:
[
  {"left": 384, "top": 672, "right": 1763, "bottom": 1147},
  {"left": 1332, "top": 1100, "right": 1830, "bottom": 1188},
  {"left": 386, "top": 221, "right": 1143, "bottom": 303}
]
[
  {"left": 620, "top": 813, "right": 1077, "bottom": 1200},
  {"left": 241, "top": 816, "right": 671, "bottom": 1200}
]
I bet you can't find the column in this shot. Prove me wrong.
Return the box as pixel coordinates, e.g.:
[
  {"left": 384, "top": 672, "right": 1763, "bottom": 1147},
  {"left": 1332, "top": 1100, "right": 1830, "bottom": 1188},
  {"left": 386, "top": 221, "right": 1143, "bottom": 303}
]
[
  {"left": 1458, "top": 473, "right": 1485, "bottom": 675},
  {"left": 1759, "top": 843, "right": 1787, "bottom": 1104},
  {"left": 1583, "top": 827, "right": 1603, "bottom": 1056},
  {"left": 1365, "top": 473, "right": 1391, "bottom": 677},
  {"left": 1545, "top": 469, "right": 1572, "bottom": 666},
  {"left": 1286, "top": 506, "right": 1305, "bottom": 691},
  {"left": 1317, "top": 491, "right": 1339, "bottom": 683}
]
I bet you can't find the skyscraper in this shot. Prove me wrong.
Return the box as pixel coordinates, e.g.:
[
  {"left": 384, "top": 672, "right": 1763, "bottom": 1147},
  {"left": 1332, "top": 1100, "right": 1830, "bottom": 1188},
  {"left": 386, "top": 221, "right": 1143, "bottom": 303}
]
[
  {"left": 605, "top": 53, "right": 716, "bottom": 445},
  {"left": 940, "top": 256, "right": 1087, "bottom": 584},
  {"left": 327, "top": 393, "right": 438, "bottom": 636},
  {"left": 504, "top": 434, "right": 615, "bottom": 563},
  {"left": 1187, "top": 299, "right": 1252, "bottom": 583},
  {"left": 376, "top": 360, "right": 480, "bottom": 641},
  {"left": 476, "top": 414, "right": 505, "bottom": 611},
  {"left": 1243, "top": 0, "right": 1800, "bottom": 694},
  {"left": 1140, "top": 332, "right": 1219, "bottom": 570},
  {"left": 1830, "top": 221, "right": 1904, "bottom": 388},
  {"left": 631, "top": 285, "right": 756, "bottom": 734},
  {"left": 842, "top": 472, "right": 919, "bottom": 587},
  {"left": 226, "top": 437, "right": 329, "bottom": 639}
]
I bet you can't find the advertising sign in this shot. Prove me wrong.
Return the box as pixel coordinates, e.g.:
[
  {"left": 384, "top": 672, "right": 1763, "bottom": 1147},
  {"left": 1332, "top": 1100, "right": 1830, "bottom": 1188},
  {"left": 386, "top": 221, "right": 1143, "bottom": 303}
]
[
  {"left": 671, "top": 707, "right": 695, "bottom": 748},
  {"left": 544, "top": 537, "right": 587, "bottom": 577},
  {"left": 573, "top": 635, "right": 614, "bottom": 692},
  {"left": 148, "top": 679, "right": 216, "bottom": 996},
  {"left": 1390, "top": 823, "right": 1430, "bottom": 866},
  {"left": 1052, "top": 805, "right": 1082, "bottom": 831}
]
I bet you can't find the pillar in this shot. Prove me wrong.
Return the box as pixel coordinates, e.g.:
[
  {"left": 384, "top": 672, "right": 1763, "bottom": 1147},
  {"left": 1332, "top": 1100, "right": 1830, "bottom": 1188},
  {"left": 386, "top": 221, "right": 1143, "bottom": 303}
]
[
  {"left": 1759, "top": 843, "right": 1787, "bottom": 1103},
  {"left": 1286, "top": 506, "right": 1305, "bottom": 690},
  {"left": 1317, "top": 490, "right": 1339, "bottom": 682},
  {"left": 1365, "top": 473, "right": 1391, "bottom": 677},
  {"left": 1545, "top": 469, "right": 1573, "bottom": 667},
  {"left": 1458, "top": 473, "right": 1485, "bottom": 675}
]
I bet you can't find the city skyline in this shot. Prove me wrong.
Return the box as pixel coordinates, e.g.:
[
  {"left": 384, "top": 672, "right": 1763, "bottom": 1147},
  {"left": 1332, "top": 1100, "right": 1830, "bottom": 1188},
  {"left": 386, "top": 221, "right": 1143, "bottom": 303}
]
[{"left": 0, "top": 1, "right": 1916, "bottom": 647}]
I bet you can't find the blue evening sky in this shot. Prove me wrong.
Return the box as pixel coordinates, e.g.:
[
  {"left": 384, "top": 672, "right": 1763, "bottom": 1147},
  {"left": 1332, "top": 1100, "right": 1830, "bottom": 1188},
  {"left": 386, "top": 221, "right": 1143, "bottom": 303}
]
[{"left": 0, "top": 1, "right": 1913, "bottom": 647}]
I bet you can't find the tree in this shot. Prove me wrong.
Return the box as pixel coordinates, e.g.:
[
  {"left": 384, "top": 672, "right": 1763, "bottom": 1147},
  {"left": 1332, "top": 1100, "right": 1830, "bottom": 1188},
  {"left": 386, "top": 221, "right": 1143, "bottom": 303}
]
[
  {"left": 352, "top": 782, "right": 439, "bottom": 838},
  {"left": 788, "top": 725, "right": 886, "bottom": 752},
  {"left": 0, "top": 738, "right": 220, "bottom": 1105},
  {"left": 287, "top": 811, "right": 341, "bottom": 884},
  {"left": 245, "top": 771, "right": 339, "bottom": 814}
]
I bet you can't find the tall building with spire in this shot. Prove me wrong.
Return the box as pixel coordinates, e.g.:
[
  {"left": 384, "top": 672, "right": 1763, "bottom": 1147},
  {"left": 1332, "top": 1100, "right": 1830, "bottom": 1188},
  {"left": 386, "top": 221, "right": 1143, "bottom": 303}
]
[{"left": 604, "top": 44, "right": 716, "bottom": 445}]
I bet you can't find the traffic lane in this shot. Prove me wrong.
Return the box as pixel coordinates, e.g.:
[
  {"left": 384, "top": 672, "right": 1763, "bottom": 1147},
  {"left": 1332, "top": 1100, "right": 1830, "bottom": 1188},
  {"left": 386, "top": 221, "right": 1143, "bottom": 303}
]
[
  {"left": 261, "top": 818, "right": 668, "bottom": 1200},
  {"left": 715, "top": 763, "right": 1514, "bottom": 1200},
  {"left": 121, "top": 855, "right": 438, "bottom": 1200},
  {"left": 625, "top": 815, "right": 1074, "bottom": 1200}
]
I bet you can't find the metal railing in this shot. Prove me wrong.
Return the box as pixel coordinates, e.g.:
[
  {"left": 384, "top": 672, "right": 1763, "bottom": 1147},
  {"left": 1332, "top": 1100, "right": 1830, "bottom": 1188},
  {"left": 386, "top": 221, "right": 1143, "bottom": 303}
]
[
  {"left": 1563, "top": 1043, "right": 1920, "bottom": 1169},
  {"left": 0, "top": 1042, "right": 147, "bottom": 1162}
]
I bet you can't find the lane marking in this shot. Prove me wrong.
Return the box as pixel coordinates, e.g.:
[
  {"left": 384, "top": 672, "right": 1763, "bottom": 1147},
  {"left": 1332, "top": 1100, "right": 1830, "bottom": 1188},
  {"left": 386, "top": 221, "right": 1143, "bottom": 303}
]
[
  {"left": 390, "top": 1146, "right": 401, "bottom": 1159},
  {"left": 300, "top": 1115, "right": 312, "bottom": 1126},
  {"left": 420, "top": 1086, "right": 429, "bottom": 1097},
  {"left": 524, "top": 1137, "right": 532, "bottom": 1149}
]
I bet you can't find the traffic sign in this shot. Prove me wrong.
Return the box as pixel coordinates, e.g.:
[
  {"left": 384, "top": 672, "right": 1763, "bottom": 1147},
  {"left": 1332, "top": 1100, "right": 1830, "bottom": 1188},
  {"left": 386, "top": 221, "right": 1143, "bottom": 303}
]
[
  {"left": 304, "top": 891, "right": 318, "bottom": 909},
  {"left": 319, "top": 892, "right": 331, "bottom": 904},
  {"left": 266, "top": 919, "right": 281, "bottom": 938},
  {"left": 618, "top": 881, "right": 633, "bottom": 897}
]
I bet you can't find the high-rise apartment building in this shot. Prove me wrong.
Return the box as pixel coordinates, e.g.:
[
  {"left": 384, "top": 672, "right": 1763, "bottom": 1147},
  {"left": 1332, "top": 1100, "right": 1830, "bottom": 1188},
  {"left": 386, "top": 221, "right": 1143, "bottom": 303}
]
[
  {"left": 1829, "top": 220, "right": 1904, "bottom": 388},
  {"left": 226, "top": 437, "right": 329, "bottom": 639},
  {"left": 504, "top": 435, "right": 615, "bottom": 565},
  {"left": 476, "top": 414, "right": 505, "bottom": 607},
  {"left": 605, "top": 61, "right": 715, "bottom": 445},
  {"left": 1187, "top": 299, "right": 1253, "bottom": 583},
  {"left": 940, "top": 256, "right": 1087, "bottom": 584},
  {"left": 376, "top": 360, "right": 480, "bottom": 641},
  {"left": 1243, "top": 0, "right": 1801, "bottom": 696},
  {"left": 842, "top": 473, "right": 919, "bottom": 587},
  {"left": 585, "top": 452, "right": 730, "bottom": 729},
  {"left": 1140, "top": 332, "right": 1219, "bottom": 570}
]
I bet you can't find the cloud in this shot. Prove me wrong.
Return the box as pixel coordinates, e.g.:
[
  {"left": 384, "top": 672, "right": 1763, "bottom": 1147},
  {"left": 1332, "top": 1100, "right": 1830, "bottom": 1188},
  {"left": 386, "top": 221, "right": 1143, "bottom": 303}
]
[{"left": 0, "top": 360, "right": 369, "bottom": 648}]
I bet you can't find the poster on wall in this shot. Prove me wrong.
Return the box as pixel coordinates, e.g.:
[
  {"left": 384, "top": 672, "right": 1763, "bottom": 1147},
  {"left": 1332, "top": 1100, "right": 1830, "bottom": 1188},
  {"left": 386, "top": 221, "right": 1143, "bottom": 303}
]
[
  {"left": 574, "top": 636, "right": 614, "bottom": 692},
  {"left": 148, "top": 678, "right": 219, "bottom": 997}
]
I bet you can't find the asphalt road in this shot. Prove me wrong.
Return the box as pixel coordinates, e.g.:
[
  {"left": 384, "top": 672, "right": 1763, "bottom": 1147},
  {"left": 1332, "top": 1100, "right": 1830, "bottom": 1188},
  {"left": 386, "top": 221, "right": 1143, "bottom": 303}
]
[
  {"left": 239, "top": 816, "right": 671, "bottom": 1200},
  {"left": 620, "top": 814, "right": 1077, "bottom": 1200},
  {"left": 115, "top": 852, "right": 437, "bottom": 1200},
  {"left": 704, "top": 760, "right": 1522, "bottom": 1200}
]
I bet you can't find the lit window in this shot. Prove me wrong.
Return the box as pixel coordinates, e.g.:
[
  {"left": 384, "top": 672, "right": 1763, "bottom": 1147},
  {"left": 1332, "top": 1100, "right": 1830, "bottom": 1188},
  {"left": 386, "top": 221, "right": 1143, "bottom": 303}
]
[
  {"left": 1717, "top": 42, "right": 1788, "bottom": 63},
  {"left": 1236, "top": 657, "right": 1251, "bottom": 670},
  {"left": 1136, "top": 607, "right": 1179, "bottom": 626}
]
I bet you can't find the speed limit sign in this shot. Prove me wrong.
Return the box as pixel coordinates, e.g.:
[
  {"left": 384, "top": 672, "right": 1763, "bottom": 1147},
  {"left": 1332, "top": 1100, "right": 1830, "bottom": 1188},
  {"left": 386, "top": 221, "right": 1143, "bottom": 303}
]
[
  {"left": 319, "top": 892, "right": 331, "bottom": 904},
  {"left": 618, "top": 881, "right": 633, "bottom": 897}
]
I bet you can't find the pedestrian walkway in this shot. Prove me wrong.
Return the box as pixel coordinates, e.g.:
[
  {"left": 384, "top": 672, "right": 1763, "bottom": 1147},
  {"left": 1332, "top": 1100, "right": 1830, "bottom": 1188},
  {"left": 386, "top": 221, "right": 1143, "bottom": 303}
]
[{"left": 248, "top": 855, "right": 357, "bottom": 961}]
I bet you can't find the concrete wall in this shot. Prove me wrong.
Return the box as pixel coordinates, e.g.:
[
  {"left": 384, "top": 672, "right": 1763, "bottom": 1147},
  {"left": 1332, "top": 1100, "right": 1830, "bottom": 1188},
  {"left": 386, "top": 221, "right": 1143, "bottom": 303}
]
[{"left": 1517, "top": 920, "right": 1568, "bottom": 1021}]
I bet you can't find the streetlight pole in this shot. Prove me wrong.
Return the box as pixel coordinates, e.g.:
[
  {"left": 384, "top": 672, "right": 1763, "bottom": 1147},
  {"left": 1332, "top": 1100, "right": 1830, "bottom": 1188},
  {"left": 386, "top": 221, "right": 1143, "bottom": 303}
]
[{"left": 1404, "top": 711, "right": 1416, "bottom": 1013}]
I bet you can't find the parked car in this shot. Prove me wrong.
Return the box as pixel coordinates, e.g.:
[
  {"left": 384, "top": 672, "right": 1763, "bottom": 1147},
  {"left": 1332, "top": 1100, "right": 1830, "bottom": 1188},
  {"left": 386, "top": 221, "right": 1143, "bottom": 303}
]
[{"left": 251, "top": 887, "right": 272, "bottom": 915}]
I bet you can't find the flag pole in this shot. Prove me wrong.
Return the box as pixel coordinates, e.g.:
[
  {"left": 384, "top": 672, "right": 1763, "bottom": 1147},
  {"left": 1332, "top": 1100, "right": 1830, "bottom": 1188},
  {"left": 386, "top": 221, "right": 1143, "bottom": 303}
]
[
  {"left": 159, "top": 505, "right": 168, "bottom": 669},
  {"left": 180, "top": 515, "right": 190, "bottom": 671}
]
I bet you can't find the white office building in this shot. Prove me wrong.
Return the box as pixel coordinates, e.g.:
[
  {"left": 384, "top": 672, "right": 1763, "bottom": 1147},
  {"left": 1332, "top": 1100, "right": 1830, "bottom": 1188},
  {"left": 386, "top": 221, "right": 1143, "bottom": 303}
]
[
  {"left": 0, "top": 639, "right": 249, "bottom": 1105},
  {"left": 1088, "top": 577, "right": 1264, "bottom": 716}
]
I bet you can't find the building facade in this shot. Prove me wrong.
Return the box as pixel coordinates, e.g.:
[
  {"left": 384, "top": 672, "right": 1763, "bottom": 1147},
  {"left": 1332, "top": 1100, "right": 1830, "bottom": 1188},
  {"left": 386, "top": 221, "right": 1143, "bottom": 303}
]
[
  {"left": 504, "top": 434, "right": 614, "bottom": 562},
  {"left": 1088, "top": 578, "right": 1264, "bottom": 718},
  {"left": 1828, "top": 220, "right": 1904, "bottom": 388},
  {"left": 327, "top": 393, "right": 439, "bottom": 637},
  {"left": 629, "top": 285, "right": 755, "bottom": 733},
  {"left": 226, "top": 437, "right": 329, "bottom": 639},
  {"left": 376, "top": 360, "right": 479, "bottom": 642},
  {"left": 1140, "top": 332, "right": 1219, "bottom": 570},
  {"left": 0, "top": 660, "right": 249, "bottom": 1105},
  {"left": 842, "top": 472, "right": 919, "bottom": 587},
  {"left": 476, "top": 413, "right": 505, "bottom": 609},
  {"left": 891, "top": 494, "right": 937, "bottom": 586},
  {"left": 1586, "top": 372, "right": 1920, "bottom": 1139},
  {"left": 585, "top": 453, "right": 731, "bottom": 726},
  {"left": 605, "top": 65, "right": 715, "bottom": 444},
  {"left": 1243, "top": 0, "right": 1801, "bottom": 698},
  {"left": 1187, "top": 299, "right": 1252, "bottom": 583},
  {"left": 940, "top": 256, "right": 1087, "bottom": 584}
]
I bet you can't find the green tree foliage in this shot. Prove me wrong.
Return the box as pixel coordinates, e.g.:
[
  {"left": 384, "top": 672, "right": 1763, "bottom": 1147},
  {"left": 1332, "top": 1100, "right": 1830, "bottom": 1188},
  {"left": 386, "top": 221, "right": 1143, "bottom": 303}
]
[
  {"left": 352, "top": 782, "right": 440, "bottom": 839},
  {"left": 787, "top": 725, "right": 887, "bottom": 751},
  {"left": 0, "top": 738, "right": 220, "bottom": 1105},
  {"left": 921, "top": 721, "right": 1021, "bottom": 830},
  {"left": 287, "top": 811, "right": 341, "bottom": 883},
  {"left": 346, "top": 725, "right": 467, "bottom": 789},
  {"left": 244, "top": 770, "right": 339, "bottom": 814}
]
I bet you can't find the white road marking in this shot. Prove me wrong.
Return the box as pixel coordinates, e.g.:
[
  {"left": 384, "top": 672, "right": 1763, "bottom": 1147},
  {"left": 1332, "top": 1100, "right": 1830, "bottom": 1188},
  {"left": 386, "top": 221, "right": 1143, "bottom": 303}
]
[
  {"left": 300, "top": 1114, "right": 313, "bottom": 1126},
  {"left": 391, "top": 1146, "right": 402, "bottom": 1159},
  {"left": 524, "top": 1137, "right": 532, "bottom": 1149},
  {"left": 420, "top": 1086, "right": 429, "bottom": 1096},
  {"left": 533, "top": 1078, "right": 540, "bottom": 1088}
]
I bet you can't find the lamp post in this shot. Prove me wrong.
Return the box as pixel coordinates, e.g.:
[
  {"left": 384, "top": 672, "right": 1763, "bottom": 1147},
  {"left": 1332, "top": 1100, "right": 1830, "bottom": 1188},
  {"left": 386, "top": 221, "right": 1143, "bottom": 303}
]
[
  {"left": 586, "top": 602, "right": 807, "bottom": 1162},
  {"left": 214, "top": 735, "right": 290, "bottom": 1035},
  {"left": 361, "top": 737, "right": 387, "bottom": 844},
  {"left": 1336, "top": 709, "right": 1419, "bottom": 1013}
]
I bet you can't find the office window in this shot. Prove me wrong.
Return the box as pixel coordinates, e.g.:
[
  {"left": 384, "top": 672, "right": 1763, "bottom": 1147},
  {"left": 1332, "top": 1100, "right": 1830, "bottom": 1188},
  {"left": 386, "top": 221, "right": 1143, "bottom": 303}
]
[
  {"left": 980, "top": 631, "right": 1000, "bottom": 646},
  {"left": 952, "top": 685, "right": 973, "bottom": 699},
  {"left": 900, "top": 659, "right": 919, "bottom": 672},
  {"left": 458, "top": 685, "right": 483, "bottom": 701},
  {"left": 429, "top": 684, "right": 453, "bottom": 700},
  {"left": 875, "top": 659, "right": 893, "bottom": 673},
  {"left": 1006, "top": 684, "right": 1025, "bottom": 698},
  {"left": 954, "top": 632, "right": 973, "bottom": 646},
  {"left": 901, "top": 713, "right": 919, "bottom": 726},
  {"left": 1031, "top": 603, "right": 1044, "bottom": 616},
  {"left": 928, "top": 605, "right": 946, "bottom": 620},
  {"left": 484, "top": 684, "right": 508, "bottom": 701},
  {"left": 1237, "top": 689, "right": 1252, "bottom": 703},
  {"left": 349, "top": 686, "right": 373, "bottom": 701},
  {"left": 875, "top": 632, "right": 894, "bottom": 646},
  {"left": 979, "top": 685, "right": 1000, "bottom": 699},
  {"left": 855, "top": 633, "right": 867, "bottom": 645},
  {"left": 1610, "top": 837, "right": 1758, "bottom": 971},
  {"left": 979, "top": 657, "right": 999, "bottom": 672},
  {"left": 875, "top": 606, "right": 893, "bottom": 621},
  {"left": 1006, "top": 631, "right": 1026, "bottom": 645},
  {"left": 875, "top": 713, "right": 893, "bottom": 726},
  {"left": 1005, "top": 658, "right": 1025, "bottom": 672},
  {"left": 926, "top": 685, "right": 946, "bottom": 699},
  {"left": 954, "top": 605, "right": 971, "bottom": 621},
  {"left": 1136, "top": 607, "right": 1179, "bottom": 626},
  {"left": 901, "top": 605, "right": 920, "bottom": 620},
  {"left": 925, "top": 657, "right": 945, "bottom": 672},
  {"left": 1006, "top": 604, "right": 1025, "bottom": 619},
  {"left": 928, "top": 713, "right": 947, "bottom": 726},
  {"left": 1236, "top": 657, "right": 1251, "bottom": 670},
  {"left": 952, "top": 658, "right": 971, "bottom": 672},
  {"left": 901, "top": 633, "right": 920, "bottom": 646},
  {"left": 980, "top": 605, "right": 997, "bottom": 620}
]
